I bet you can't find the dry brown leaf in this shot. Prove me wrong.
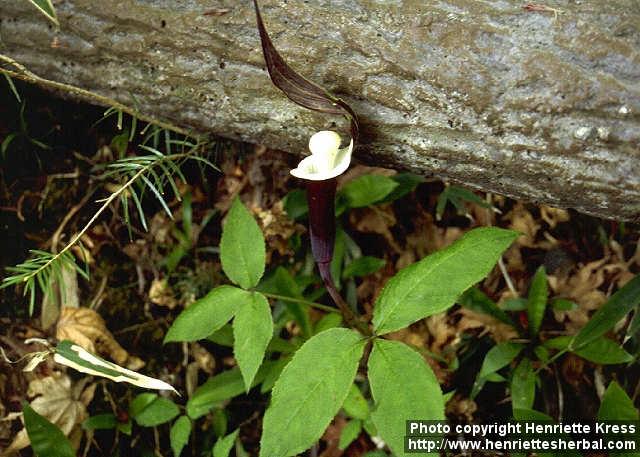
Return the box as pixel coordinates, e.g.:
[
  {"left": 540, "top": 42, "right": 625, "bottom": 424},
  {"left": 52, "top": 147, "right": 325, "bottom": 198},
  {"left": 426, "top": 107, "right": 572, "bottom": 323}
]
[
  {"left": 455, "top": 308, "right": 519, "bottom": 343},
  {"left": 56, "top": 307, "right": 131, "bottom": 366},
  {"left": 192, "top": 343, "right": 215, "bottom": 375},
  {"left": 149, "top": 278, "right": 178, "bottom": 309},
  {"left": 604, "top": 240, "right": 638, "bottom": 287},
  {"left": 256, "top": 201, "right": 303, "bottom": 260},
  {"left": 320, "top": 415, "right": 348, "bottom": 457},
  {"left": 446, "top": 394, "right": 478, "bottom": 422},
  {"left": 4, "top": 373, "right": 95, "bottom": 454},
  {"left": 350, "top": 205, "right": 401, "bottom": 253},
  {"left": 426, "top": 313, "right": 457, "bottom": 355},
  {"left": 505, "top": 202, "right": 540, "bottom": 248},
  {"left": 540, "top": 205, "right": 570, "bottom": 228},
  {"left": 150, "top": 212, "right": 172, "bottom": 245},
  {"left": 397, "top": 226, "right": 464, "bottom": 271},
  {"left": 548, "top": 258, "right": 609, "bottom": 332}
]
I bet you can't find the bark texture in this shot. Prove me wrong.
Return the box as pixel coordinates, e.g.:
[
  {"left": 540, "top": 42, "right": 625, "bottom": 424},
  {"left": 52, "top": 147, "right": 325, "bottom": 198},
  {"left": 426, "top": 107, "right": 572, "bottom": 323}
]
[{"left": 1, "top": 0, "right": 639, "bottom": 221}]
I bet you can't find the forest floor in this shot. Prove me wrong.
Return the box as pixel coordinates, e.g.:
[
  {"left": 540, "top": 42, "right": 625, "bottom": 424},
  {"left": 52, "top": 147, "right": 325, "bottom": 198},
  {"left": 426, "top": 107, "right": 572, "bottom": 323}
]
[{"left": 1, "top": 81, "right": 639, "bottom": 457}]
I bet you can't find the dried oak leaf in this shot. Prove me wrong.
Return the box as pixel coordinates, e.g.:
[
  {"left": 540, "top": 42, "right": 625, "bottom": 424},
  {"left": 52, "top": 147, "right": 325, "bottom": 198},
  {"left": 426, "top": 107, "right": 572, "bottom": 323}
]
[
  {"left": 350, "top": 205, "right": 401, "bottom": 254},
  {"left": 504, "top": 202, "right": 540, "bottom": 248},
  {"left": 454, "top": 308, "right": 519, "bottom": 343},
  {"left": 149, "top": 278, "right": 178, "bottom": 309},
  {"left": 446, "top": 394, "right": 478, "bottom": 422},
  {"left": 56, "top": 307, "right": 136, "bottom": 368},
  {"left": 256, "top": 201, "right": 303, "bottom": 260},
  {"left": 548, "top": 258, "right": 608, "bottom": 332},
  {"left": 5, "top": 373, "right": 95, "bottom": 454},
  {"left": 540, "top": 205, "right": 570, "bottom": 229}
]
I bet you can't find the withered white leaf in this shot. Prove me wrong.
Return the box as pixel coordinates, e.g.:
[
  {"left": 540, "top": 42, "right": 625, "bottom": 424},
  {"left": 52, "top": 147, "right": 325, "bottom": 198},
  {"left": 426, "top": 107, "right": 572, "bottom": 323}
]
[{"left": 54, "top": 340, "right": 177, "bottom": 393}]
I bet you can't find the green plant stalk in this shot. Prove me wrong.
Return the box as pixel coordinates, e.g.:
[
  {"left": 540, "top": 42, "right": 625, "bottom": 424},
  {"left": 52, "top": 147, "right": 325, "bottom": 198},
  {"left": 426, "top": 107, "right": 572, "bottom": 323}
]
[
  {"left": 260, "top": 292, "right": 339, "bottom": 314},
  {"left": 318, "top": 263, "right": 371, "bottom": 336},
  {"left": 534, "top": 347, "right": 569, "bottom": 374}
]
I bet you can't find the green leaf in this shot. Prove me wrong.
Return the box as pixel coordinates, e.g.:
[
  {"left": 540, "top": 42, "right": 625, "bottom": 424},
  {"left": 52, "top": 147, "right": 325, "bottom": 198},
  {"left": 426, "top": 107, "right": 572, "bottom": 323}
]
[
  {"left": 3, "top": 74, "right": 21, "bottom": 103},
  {"left": 164, "top": 286, "right": 249, "bottom": 343},
  {"left": 574, "top": 337, "right": 633, "bottom": 365},
  {"left": 459, "top": 287, "right": 514, "bottom": 326},
  {"left": 23, "top": 403, "right": 74, "bottom": 457},
  {"left": 314, "top": 312, "right": 343, "bottom": 334},
  {"left": 479, "top": 342, "right": 524, "bottom": 379},
  {"left": 544, "top": 335, "right": 571, "bottom": 350},
  {"left": 343, "top": 256, "right": 386, "bottom": 279},
  {"left": 211, "top": 409, "right": 228, "bottom": 438},
  {"left": 260, "top": 328, "right": 365, "bottom": 457},
  {"left": 260, "top": 356, "right": 291, "bottom": 394},
  {"left": 1, "top": 132, "right": 17, "bottom": 158},
  {"left": 118, "top": 420, "right": 132, "bottom": 435},
  {"left": 207, "top": 324, "right": 234, "bottom": 347},
  {"left": 341, "top": 175, "right": 398, "bottom": 208},
  {"left": 26, "top": 0, "right": 59, "bottom": 25},
  {"left": 626, "top": 309, "right": 640, "bottom": 341},
  {"left": 330, "top": 227, "right": 346, "bottom": 289},
  {"left": 283, "top": 189, "right": 308, "bottom": 220},
  {"left": 187, "top": 364, "right": 272, "bottom": 419},
  {"left": 513, "top": 408, "right": 552, "bottom": 421},
  {"left": 257, "top": 266, "right": 311, "bottom": 338},
  {"left": 362, "top": 452, "right": 387, "bottom": 457},
  {"left": 572, "top": 274, "right": 640, "bottom": 350},
  {"left": 551, "top": 298, "right": 577, "bottom": 311},
  {"left": 368, "top": 339, "right": 444, "bottom": 457},
  {"left": 213, "top": 429, "right": 239, "bottom": 457},
  {"left": 233, "top": 292, "right": 273, "bottom": 390},
  {"left": 485, "top": 372, "right": 506, "bottom": 382},
  {"left": 220, "top": 198, "right": 266, "bottom": 289},
  {"left": 534, "top": 345, "right": 549, "bottom": 362},
  {"left": 502, "top": 297, "right": 528, "bottom": 311},
  {"left": 379, "top": 173, "right": 425, "bottom": 203},
  {"left": 443, "top": 390, "right": 456, "bottom": 404},
  {"left": 339, "top": 420, "right": 362, "bottom": 450},
  {"left": 83, "top": 414, "right": 117, "bottom": 431},
  {"left": 373, "top": 228, "right": 518, "bottom": 335},
  {"left": 472, "top": 342, "right": 523, "bottom": 397},
  {"left": 129, "top": 393, "right": 159, "bottom": 417},
  {"left": 170, "top": 416, "right": 191, "bottom": 457},
  {"left": 598, "top": 381, "right": 639, "bottom": 420},
  {"left": 131, "top": 394, "right": 180, "bottom": 427},
  {"left": 342, "top": 384, "right": 370, "bottom": 420},
  {"left": 510, "top": 358, "right": 535, "bottom": 412},
  {"left": 527, "top": 266, "right": 548, "bottom": 337},
  {"left": 436, "top": 185, "right": 490, "bottom": 219}
]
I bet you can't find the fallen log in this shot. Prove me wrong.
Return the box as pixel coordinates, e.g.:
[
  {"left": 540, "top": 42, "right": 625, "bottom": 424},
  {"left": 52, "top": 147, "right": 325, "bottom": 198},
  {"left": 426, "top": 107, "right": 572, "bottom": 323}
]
[{"left": 1, "top": 0, "right": 638, "bottom": 221}]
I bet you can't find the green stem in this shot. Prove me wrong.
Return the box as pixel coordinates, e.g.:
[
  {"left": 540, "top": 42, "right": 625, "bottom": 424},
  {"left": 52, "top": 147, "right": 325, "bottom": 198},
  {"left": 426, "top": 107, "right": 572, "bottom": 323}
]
[
  {"left": 318, "top": 263, "right": 372, "bottom": 336},
  {"left": 260, "top": 292, "right": 339, "bottom": 314},
  {"left": 535, "top": 348, "right": 569, "bottom": 374}
]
